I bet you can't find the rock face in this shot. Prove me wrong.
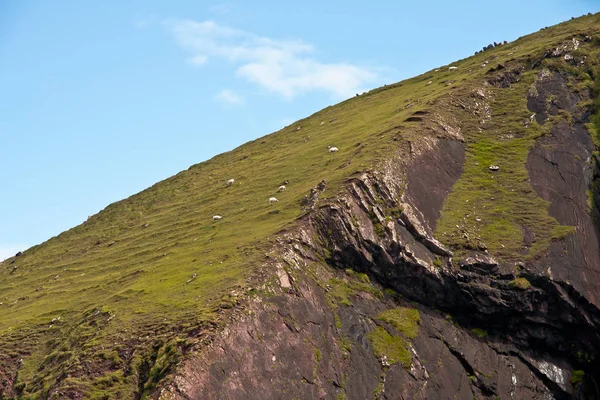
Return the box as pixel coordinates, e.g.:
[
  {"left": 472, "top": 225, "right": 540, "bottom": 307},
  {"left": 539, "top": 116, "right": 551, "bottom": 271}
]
[
  {"left": 156, "top": 71, "right": 600, "bottom": 400},
  {"left": 160, "top": 129, "right": 600, "bottom": 400},
  {"left": 156, "top": 27, "right": 600, "bottom": 400}
]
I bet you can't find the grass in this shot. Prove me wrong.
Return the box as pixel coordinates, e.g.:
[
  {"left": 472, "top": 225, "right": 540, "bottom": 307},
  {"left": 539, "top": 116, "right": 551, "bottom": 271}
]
[
  {"left": 2, "top": 12, "right": 600, "bottom": 398},
  {"left": 367, "top": 327, "right": 412, "bottom": 368},
  {"left": 471, "top": 328, "right": 488, "bottom": 338},
  {"left": 508, "top": 277, "right": 532, "bottom": 290},
  {"left": 321, "top": 269, "right": 383, "bottom": 309},
  {"left": 435, "top": 71, "right": 578, "bottom": 263},
  {"left": 433, "top": 15, "right": 600, "bottom": 264},
  {"left": 570, "top": 370, "right": 585, "bottom": 385},
  {"left": 369, "top": 308, "right": 421, "bottom": 369},
  {"left": 377, "top": 308, "right": 421, "bottom": 339}
]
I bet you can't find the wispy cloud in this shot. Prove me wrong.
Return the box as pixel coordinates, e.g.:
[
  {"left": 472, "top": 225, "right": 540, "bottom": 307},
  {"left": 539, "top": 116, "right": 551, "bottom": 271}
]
[
  {"left": 165, "top": 19, "right": 379, "bottom": 99},
  {"left": 214, "top": 89, "right": 244, "bottom": 105}
]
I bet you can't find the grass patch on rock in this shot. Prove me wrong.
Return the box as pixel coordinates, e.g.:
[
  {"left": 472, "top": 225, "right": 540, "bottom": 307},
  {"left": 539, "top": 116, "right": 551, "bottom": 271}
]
[
  {"left": 471, "top": 328, "right": 488, "bottom": 338},
  {"left": 367, "top": 327, "right": 411, "bottom": 368},
  {"left": 377, "top": 308, "right": 421, "bottom": 339},
  {"left": 436, "top": 72, "right": 576, "bottom": 263},
  {"left": 508, "top": 277, "right": 532, "bottom": 290},
  {"left": 570, "top": 370, "right": 585, "bottom": 385}
]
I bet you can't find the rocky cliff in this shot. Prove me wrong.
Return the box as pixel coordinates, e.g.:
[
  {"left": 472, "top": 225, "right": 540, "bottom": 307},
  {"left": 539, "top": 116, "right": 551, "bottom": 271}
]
[{"left": 157, "top": 17, "right": 600, "bottom": 400}]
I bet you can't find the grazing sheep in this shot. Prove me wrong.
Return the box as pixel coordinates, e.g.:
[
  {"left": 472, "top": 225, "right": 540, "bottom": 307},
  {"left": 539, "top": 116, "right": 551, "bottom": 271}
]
[
  {"left": 426, "top": 81, "right": 433, "bottom": 85},
  {"left": 226, "top": 178, "right": 235, "bottom": 187},
  {"left": 269, "top": 197, "right": 279, "bottom": 205},
  {"left": 328, "top": 146, "right": 339, "bottom": 153},
  {"left": 449, "top": 66, "right": 458, "bottom": 71},
  {"left": 278, "top": 185, "right": 286, "bottom": 192},
  {"left": 213, "top": 215, "right": 223, "bottom": 221}
]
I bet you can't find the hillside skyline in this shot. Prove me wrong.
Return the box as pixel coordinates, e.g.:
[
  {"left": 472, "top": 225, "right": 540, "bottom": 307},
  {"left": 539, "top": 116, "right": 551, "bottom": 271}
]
[{"left": 1, "top": 1, "right": 598, "bottom": 260}]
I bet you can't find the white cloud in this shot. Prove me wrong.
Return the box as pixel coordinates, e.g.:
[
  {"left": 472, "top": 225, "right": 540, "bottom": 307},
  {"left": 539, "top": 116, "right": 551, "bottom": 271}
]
[
  {"left": 190, "top": 55, "right": 208, "bottom": 65},
  {"left": 0, "top": 244, "right": 29, "bottom": 261},
  {"left": 165, "top": 19, "right": 379, "bottom": 99},
  {"left": 214, "top": 89, "right": 244, "bottom": 105}
]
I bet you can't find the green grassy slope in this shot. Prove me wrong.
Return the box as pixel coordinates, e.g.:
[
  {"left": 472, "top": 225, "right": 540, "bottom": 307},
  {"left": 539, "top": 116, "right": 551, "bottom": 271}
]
[
  {"left": 1, "top": 12, "right": 599, "bottom": 398},
  {"left": 0, "top": 46, "right": 452, "bottom": 399}
]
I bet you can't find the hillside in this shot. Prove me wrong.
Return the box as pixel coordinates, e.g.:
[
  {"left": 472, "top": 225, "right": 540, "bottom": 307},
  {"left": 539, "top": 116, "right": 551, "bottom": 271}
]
[{"left": 2, "top": 12, "right": 600, "bottom": 400}]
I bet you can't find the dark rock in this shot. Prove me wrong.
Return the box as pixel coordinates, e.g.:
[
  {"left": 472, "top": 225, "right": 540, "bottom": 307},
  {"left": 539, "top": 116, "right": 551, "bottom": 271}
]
[
  {"left": 487, "top": 66, "right": 521, "bottom": 88},
  {"left": 458, "top": 253, "right": 499, "bottom": 274}
]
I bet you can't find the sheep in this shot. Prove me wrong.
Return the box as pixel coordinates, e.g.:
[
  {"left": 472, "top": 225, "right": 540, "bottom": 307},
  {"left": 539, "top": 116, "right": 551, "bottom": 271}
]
[
  {"left": 269, "top": 197, "right": 279, "bottom": 205},
  {"left": 448, "top": 66, "right": 458, "bottom": 71},
  {"left": 213, "top": 215, "right": 223, "bottom": 221},
  {"left": 226, "top": 178, "right": 235, "bottom": 187},
  {"left": 328, "top": 146, "right": 339, "bottom": 153},
  {"left": 278, "top": 185, "right": 286, "bottom": 192}
]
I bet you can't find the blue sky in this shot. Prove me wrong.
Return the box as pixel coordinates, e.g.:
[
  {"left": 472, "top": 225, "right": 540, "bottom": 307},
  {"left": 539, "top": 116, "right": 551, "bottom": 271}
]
[{"left": 0, "top": 1, "right": 598, "bottom": 260}]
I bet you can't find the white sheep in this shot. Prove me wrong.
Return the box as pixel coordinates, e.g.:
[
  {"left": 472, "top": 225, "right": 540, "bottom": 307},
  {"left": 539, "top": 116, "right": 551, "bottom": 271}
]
[
  {"left": 449, "top": 66, "right": 458, "bottom": 71},
  {"left": 213, "top": 215, "right": 223, "bottom": 221},
  {"left": 278, "top": 185, "right": 286, "bottom": 192},
  {"left": 328, "top": 146, "right": 339, "bottom": 153},
  {"left": 226, "top": 178, "right": 235, "bottom": 187},
  {"left": 269, "top": 197, "right": 279, "bottom": 205}
]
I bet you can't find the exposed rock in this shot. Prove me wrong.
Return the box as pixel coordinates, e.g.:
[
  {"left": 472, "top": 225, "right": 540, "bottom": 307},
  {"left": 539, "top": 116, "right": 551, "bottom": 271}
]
[
  {"left": 300, "top": 180, "right": 327, "bottom": 210},
  {"left": 458, "top": 253, "right": 499, "bottom": 275}
]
